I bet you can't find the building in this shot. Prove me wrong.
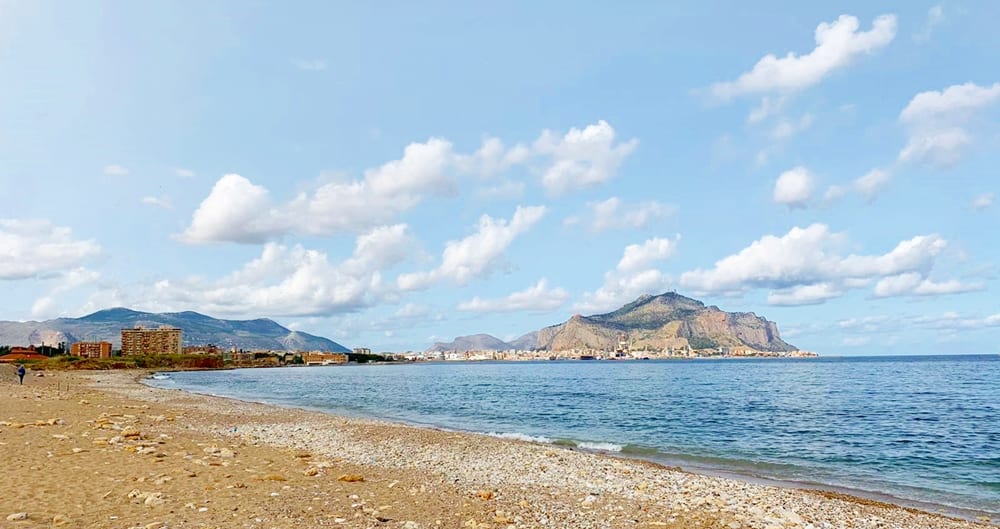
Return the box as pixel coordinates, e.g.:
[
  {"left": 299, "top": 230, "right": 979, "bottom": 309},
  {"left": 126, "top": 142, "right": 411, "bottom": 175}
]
[
  {"left": 121, "top": 326, "right": 182, "bottom": 356},
  {"left": 302, "top": 351, "right": 349, "bottom": 365},
  {"left": 71, "top": 341, "right": 113, "bottom": 359},
  {"left": 182, "top": 344, "right": 219, "bottom": 355},
  {"left": 0, "top": 346, "right": 48, "bottom": 363},
  {"left": 352, "top": 347, "right": 371, "bottom": 356}
]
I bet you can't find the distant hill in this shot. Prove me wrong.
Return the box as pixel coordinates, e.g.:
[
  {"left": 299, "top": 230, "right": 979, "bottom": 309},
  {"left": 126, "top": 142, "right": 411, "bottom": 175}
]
[
  {"left": 0, "top": 308, "right": 349, "bottom": 352},
  {"left": 426, "top": 333, "right": 512, "bottom": 353},
  {"left": 431, "top": 292, "right": 797, "bottom": 353}
]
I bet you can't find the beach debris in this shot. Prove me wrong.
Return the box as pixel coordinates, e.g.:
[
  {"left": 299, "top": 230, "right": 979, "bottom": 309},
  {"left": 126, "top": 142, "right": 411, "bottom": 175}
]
[
  {"left": 476, "top": 490, "right": 494, "bottom": 500},
  {"left": 6, "top": 512, "right": 28, "bottom": 521},
  {"left": 51, "top": 514, "right": 71, "bottom": 526},
  {"left": 303, "top": 466, "right": 320, "bottom": 476},
  {"left": 337, "top": 474, "right": 364, "bottom": 482},
  {"left": 121, "top": 426, "right": 142, "bottom": 440}
]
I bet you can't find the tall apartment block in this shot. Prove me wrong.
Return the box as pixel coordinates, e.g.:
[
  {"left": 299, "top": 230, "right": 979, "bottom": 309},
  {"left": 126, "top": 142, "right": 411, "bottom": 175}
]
[
  {"left": 121, "top": 326, "right": 183, "bottom": 356},
  {"left": 71, "top": 341, "right": 113, "bottom": 359}
]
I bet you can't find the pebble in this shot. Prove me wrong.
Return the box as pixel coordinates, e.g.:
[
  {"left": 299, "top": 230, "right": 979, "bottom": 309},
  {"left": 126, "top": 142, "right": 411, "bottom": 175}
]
[{"left": 6, "top": 512, "right": 28, "bottom": 521}]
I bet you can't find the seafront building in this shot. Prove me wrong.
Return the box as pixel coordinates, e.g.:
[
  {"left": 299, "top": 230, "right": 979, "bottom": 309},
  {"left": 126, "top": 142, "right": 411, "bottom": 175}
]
[
  {"left": 121, "top": 326, "right": 183, "bottom": 356},
  {"left": 71, "top": 341, "right": 113, "bottom": 359},
  {"left": 302, "top": 351, "right": 349, "bottom": 365}
]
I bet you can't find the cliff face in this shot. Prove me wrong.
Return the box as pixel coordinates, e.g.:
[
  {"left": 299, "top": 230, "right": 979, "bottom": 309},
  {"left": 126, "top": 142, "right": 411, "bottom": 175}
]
[{"left": 529, "top": 292, "right": 796, "bottom": 352}]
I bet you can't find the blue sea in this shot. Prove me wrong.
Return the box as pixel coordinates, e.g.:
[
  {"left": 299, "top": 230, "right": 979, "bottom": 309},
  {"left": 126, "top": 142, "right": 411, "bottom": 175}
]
[{"left": 147, "top": 355, "right": 1000, "bottom": 517}]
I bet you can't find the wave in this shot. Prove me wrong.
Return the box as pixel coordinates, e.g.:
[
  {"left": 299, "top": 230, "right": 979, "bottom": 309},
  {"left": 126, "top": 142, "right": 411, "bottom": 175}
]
[
  {"left": 149, "top": 373, "right": 171, "bottom": 380},
  {"left": 486, "top": 432, "right": 553, "bottom": 444},
  {"left": 577, "top": 441, "right": 624, "bottom": 452}
]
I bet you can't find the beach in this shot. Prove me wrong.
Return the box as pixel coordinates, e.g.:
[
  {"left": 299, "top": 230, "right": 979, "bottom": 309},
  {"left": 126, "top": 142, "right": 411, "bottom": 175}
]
[{"left": 0, "top": 367, "right": 990, "bottom": 529}]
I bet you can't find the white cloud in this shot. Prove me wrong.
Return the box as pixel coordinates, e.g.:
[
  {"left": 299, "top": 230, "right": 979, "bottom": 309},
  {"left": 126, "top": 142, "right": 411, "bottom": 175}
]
[
  {"left": 773, "top": 166, "right": 815, "bottom": 208},
  {"left": 533, "top": 120, "right": 638, "bottom": 195},
  {"left": 575, "top": 236, "right": 679, "bottom": 313},
  {"left": 854, "top": 168, "right": 891, "bottom": 200},
  {"left": 178, "top": 174, "right": 288, "bottom": 244},
  {"left": 913, "top": 311, "right": 1000, "bottom": 331},
  {"left": 292, "top": 59, "right": 327, "bottom": 71},
  {"left": 898, "top": 82, "right": 1000, "bottom": 167},
  {"left": 175, "top": 168, "right": 196, "bottom": 178},
  {"left": 103, "top": 164, "right": 129, "bottom": 176},
  {"left": 823, "top": 185, "right": 847, "bottom": 204},
  {"left": 709, "top": 14, "right": 897, "bottom": 100},
  {"left": 458, "top": 279, "right": 569, "bottom": 313},
  {"left": 476, "top": 180, "right": 525, "bottom": 200},
  {"left": 767, "top": 283, "right": 843, "bottom": 306},
  {"left": 30, "top": 267, "right": 101, "bottom": 319},
  {"left": 747, "top": 96, "right": 787, "bottom": 124},
  {"left": 972, "top": 192, "right": 994, "bottom": 211},
  {"left": 141, "top": 196, "right": 173, "bottom": 210},
  {"left": 180, "top": 123, "right": 629, "bottom": 243},
  {"left": 397, "top": 206, "right": 546, "bottom": 291},
  {"left": 841, "top": 336, "right": 872, "bottom": 347},
  {"left": 679, "top": 223, "right": 960, "bottom": 303},
  {"left": 914, "top": 5, "right": 944, "bottom": 42},
  {"left": 873, "top": 272, "right": 982, "bottom": 297},
  {"left": 770, "top": 114, "right": 814, "bottom": 140},
  {"left": 581, "top": 197, "right": 675, "bottom": 232},
  {"left": 0, "top": 219, "right": 101, "bottom": 280}
]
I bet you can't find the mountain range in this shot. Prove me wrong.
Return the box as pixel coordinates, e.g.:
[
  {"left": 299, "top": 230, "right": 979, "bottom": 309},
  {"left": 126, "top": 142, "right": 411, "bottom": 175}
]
[
  {"left": 427, "top": 292, "right": 797, "bottom": 353},
  {"left": 0, "top": 308, "right": 349, "bottom": 352}
]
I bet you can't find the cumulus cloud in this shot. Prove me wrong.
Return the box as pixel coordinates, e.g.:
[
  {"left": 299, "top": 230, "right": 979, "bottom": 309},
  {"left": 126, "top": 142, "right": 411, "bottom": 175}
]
[
  {"left": 773, "top": 166, "right": 815, "bottom": 208},
  {"left": 178, "top": 174, "right": 288, "bottom": 244},
  {"left": 898, "top": 82, "right": 1000, "bottom": 167},
  {"left": 180, "top": 122, "right": 632, "bottom": 244},
  {"left": 679, "top": 223, "right": 970, "bottom": 304},
  {"left": 0, "top": 219, "right": 101, "bottom": 280},
  {"left": 576, "top": 197, "right": 675, "bottom": 232},
  {"left": 398, "top": 206, "right": 546, "bottom": 291},
  {"left": 458, "top": 279, "right": 569, "bottom": 313},
  {"left": 971, "top": 192, "right": 994, "bottom": 211},
  {"left": 709, "top": 14, "right": 897, "bottom": 100},
  {"left": 133, "top": 225, "right": 414, "bottom": 317},
  {"left": 30, "top": 267, "right": 101, "bottom": 319},
  {"left": 575, "top": 236, "right": 679, "bottom": 313},
  {"left": 103, "top": 164, "right": 129, "bottom": 176},
  {"left": 533, "top": 120, "right": 638, "bottom": 195}
]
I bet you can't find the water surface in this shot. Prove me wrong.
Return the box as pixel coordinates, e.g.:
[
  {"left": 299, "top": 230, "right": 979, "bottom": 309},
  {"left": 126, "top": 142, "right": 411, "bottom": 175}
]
[{"left": 148, "top": 355, "right": 1000, "bottom": 517}]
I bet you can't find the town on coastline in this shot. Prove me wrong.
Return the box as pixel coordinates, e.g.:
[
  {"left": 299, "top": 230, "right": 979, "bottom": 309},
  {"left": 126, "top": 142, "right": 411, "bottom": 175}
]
[{"left": 0, "top": 325, "right": 816, "bottom": 368}]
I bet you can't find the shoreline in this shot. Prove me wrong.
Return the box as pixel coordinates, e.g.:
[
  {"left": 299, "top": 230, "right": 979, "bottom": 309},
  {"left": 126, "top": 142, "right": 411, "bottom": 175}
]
[
  {"left": 2, "top": 367, "right": 992, "bottom": 528},
  {"left": 143, "top": 371, "right": 996, "bottom": 524}
]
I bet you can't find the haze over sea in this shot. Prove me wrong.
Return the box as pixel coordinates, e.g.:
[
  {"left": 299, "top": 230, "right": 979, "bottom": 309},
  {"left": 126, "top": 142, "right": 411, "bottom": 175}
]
[{"left": 150, "top": 355, "right": 999, "bottom": 517}]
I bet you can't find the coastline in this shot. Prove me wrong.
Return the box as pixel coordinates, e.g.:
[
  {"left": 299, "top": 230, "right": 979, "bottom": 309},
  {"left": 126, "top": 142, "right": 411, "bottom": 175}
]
[{"left": 1, "top": 368, "right": 992, "bottom": 529}]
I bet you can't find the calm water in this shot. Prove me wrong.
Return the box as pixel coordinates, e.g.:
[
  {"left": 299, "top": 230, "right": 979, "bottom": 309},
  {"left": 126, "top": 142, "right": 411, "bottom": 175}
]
[{"left": 149, "top": 356, "right": 1000, "bottom": 516}]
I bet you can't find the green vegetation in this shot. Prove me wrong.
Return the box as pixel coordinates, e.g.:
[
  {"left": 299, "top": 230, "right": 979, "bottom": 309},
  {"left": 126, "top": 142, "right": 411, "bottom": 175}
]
[
  {"left": 687, "top": 336, "right": 718, "bottom": 350},
  {"left": 21, "top": 354, "right": 224, "bottom": 371},
  {"left": 347, "top": 352, "right": 395, "bottom": 363}
]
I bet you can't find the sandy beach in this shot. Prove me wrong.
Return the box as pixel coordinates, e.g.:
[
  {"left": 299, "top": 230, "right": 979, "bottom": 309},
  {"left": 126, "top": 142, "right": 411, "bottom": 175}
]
[{"left": 0, "top": 366, "right": 990, "bottom": 529}]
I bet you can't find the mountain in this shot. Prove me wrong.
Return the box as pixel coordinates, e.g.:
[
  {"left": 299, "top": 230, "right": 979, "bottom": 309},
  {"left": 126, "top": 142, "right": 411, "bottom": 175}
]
[
  {"left": 0, "top": 308, "right": 349, "bottom": 352},
  {"left": 431, "top": 292, "right": 797, "bottom": 353},
  {"left": 426, "top": 333, "right": 512, "bottom": 353}
]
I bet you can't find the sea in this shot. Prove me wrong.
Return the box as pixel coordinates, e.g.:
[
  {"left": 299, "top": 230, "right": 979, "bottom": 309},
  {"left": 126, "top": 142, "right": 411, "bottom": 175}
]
[{"left": 146, "top": 355, "right": 1000, "bottom": 518}]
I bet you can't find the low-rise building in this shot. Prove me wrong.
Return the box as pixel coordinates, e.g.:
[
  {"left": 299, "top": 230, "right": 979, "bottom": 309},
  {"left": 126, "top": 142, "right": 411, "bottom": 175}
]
[
  {"left": 302, "top": 351, "right": 349, "bottom": 365},
  {"left": 71, "top": 341, "right": 113, "bottom": 359}
]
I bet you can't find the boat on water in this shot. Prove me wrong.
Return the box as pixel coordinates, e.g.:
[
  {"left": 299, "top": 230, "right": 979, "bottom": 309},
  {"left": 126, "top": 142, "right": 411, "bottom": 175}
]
[{"left": 578, "top": 355, "right": 596, "bottom": 360}]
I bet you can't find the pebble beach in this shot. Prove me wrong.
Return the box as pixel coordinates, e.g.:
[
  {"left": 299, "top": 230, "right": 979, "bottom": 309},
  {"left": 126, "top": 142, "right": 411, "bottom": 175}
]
[{"left": 0, "top": 367, "right": 991, "bottom": 529}]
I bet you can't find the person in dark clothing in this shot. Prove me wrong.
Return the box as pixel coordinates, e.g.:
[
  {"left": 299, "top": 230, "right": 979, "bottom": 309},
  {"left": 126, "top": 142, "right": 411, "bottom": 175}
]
[{"left": 16, "top": 364, "right": 25, "bottom": 385}]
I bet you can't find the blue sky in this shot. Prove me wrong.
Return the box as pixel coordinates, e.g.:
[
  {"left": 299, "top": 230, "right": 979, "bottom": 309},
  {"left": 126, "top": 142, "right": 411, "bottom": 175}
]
[{"left": 2, "top": 1, "right": 998, "bottom": 354}]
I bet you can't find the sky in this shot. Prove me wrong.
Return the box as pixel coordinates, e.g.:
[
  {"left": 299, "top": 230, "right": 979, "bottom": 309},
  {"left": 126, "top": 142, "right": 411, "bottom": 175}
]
[{"left": 1, "top": 1, "right": 999, "bottom": 355}]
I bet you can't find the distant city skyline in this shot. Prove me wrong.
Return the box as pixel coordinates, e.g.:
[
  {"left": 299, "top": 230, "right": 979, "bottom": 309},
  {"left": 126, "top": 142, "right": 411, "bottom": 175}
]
[{"left": 1, "top": 2, "right": 998, "bottom": 354}]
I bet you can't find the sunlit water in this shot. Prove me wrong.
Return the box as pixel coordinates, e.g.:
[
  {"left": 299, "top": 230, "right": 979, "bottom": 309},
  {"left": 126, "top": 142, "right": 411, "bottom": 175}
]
[{"left": 148, "top": 355, "right": 1000, "bottom": 517}]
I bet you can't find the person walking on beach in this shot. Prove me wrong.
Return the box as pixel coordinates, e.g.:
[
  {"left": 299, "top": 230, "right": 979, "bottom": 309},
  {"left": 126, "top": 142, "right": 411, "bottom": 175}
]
[{"left": 16, "top": 364, "right": 25, "bottom": 385}]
